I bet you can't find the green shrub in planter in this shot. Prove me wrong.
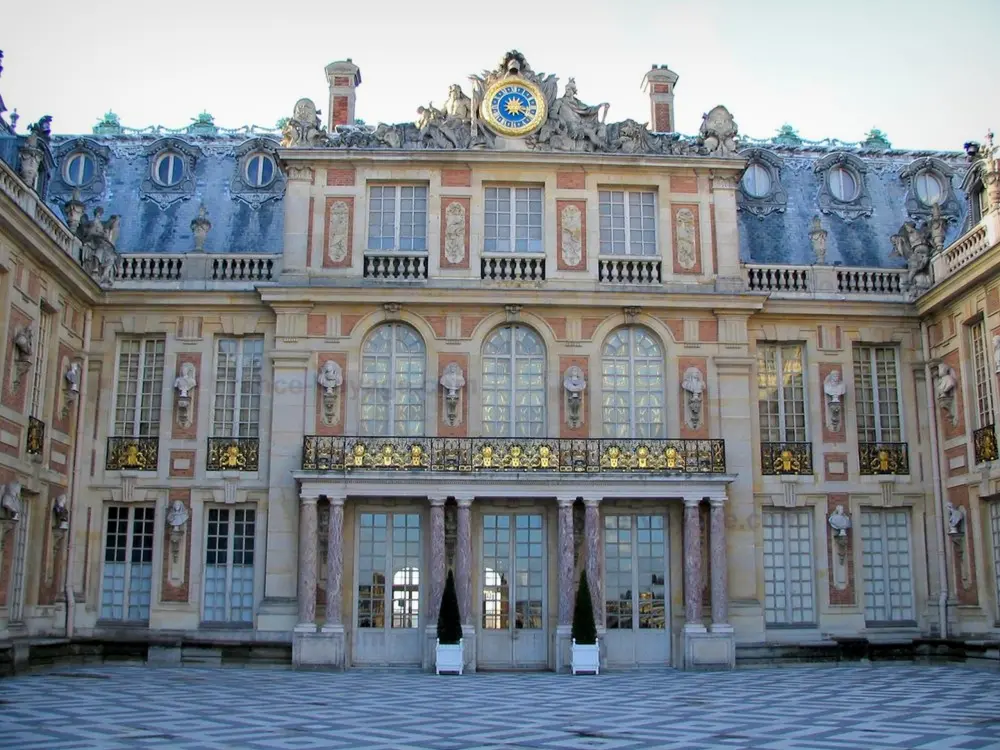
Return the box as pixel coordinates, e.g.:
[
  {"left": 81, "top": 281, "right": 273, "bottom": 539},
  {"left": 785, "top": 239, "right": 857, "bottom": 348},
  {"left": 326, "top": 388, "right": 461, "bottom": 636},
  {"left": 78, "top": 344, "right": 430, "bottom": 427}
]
[
  {"left": 437, "top": 570, "right": 463, "bottom": 645},
  {"left": 571, "top": 574, "right": 598, "bottom": 645}
]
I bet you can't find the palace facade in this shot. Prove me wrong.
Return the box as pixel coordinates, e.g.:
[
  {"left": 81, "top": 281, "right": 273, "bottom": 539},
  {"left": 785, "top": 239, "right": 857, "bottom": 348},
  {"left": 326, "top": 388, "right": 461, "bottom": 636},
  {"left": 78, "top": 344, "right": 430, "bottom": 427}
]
[{"left": 1, "top": 49, "right": 999, "bottom": 672}]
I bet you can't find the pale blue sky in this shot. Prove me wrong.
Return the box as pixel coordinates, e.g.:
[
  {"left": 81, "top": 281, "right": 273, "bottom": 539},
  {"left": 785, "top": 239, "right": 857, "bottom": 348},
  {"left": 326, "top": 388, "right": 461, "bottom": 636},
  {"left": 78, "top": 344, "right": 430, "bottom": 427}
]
[{"left": 2, "top": 0, "right": 996, "bottom": 150}]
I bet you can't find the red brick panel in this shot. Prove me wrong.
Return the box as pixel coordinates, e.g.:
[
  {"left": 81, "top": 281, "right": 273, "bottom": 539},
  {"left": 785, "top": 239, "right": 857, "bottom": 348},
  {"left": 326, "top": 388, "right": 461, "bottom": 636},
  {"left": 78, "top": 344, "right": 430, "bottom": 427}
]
[
  {"left": 0, "top": 417, "right": 22, "bottom": 458},
  {"left": 559, "top": 355, "right": 589, "bottom": 439},
  {"left": 441, "top": 169, "right": 472, "bottom": 188},
  {"left": 556, "top": 199, "right": 587, "bottom": 271},
  {"left": 556, "top": 171, "right": 586, "bottom": 190},
  {"left": 326, "top": 168, "right": 356, "bottom": 186},
  {"left": 307, "top": 314, "right": 327, "bottom": 337},
  {"left": 37, "top": 484, "right": 66, "bottom": 606},
  {"left": 698, "top": 320, "right": 718, "bottom": 343},
  {"left": 161, "top": 489, "right": 192, "bottom": 603},
  {"left": 460, "top": 314, "right": 487, "bottom": 339},
  {"left": 424, "top": 315, "right": 447, "bottom": 339},
  {"left": 541, "top": 316, "right": 567, "bottom": 341},
  {"left": 438, "top": 353, "right": 470, "bottom": 438},
  {"left": 824, "top": 452, "right": 848, "bottom": 481},
  {"left": 581, "top": 316, "right": 609, "bottom": 342},
  {"left": 315, "top": 352, "right": 348, "bottom": 436},
  {"left": 944, "top": 444, "right": 968, "bottom": 478},
  {"left": 653, "top": 102, "right": 672, "bottom": 133},
  {"left": 670, "top": 175, "right": 698, "bottom": 193},
  {"left": 341, "top": 313, "right": 365, "bottom": 337},
  {"left": 677, "top": 357, "right": 709, "bottom": 439},
  {"left": 331, "top": 97, "right": 350, "bottom": 127},
  {"left": 986, "top": 286, "right": 1000, "bottom": 315},
  {"left": 656, "top": 317, "right": 684, "bottom": 343},
  {"left": 332, "top": 76, "right": 352, "bottom": 87},
  {"left": 48, "top": 439, "right": 71, "bottom": 475},
  {"left": 827, "top": 493, "right": 855, "bottom": 606},
  {"left": 169, "top": 449, "right": 196, "bottom": 478}
]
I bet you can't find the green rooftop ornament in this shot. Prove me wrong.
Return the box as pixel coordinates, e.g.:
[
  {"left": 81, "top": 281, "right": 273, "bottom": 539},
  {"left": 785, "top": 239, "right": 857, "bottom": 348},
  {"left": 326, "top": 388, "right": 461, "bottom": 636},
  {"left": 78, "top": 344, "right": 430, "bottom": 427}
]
[
  {"left": 773, "top": 124, "right": 802, "bottom": 147},
  {"left": 862, "top": 128, "right": 891, "bottom": 150},
  {"left": 188, "top": 111, "right": 218, "bottom": 136},
  {"left": 92, "top": 110, "right": 122, "bottom": 135}
]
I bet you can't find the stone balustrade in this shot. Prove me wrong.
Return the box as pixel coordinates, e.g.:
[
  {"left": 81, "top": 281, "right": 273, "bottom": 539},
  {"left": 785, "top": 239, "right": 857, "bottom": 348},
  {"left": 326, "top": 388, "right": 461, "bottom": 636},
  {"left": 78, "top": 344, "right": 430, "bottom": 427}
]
[
  {"left": 743, "top": 263, "right": 907, "bottom": 300},
  {"left": 481, "top": 253, "right": 546, "bottom": 282},
  {"left": 114, "top": 253, "right": 281, "bottom": 287},
  {"left": 598, "top": 257, "right": 663, "bottom": 285},
  {"left": 0, "top": 159, "right": 80, "bottom": 260},
  {"left": 362, "top": 252, "right": 428, "bottom": 281},
  {"left": 931, "top": 211, "right": 1000, "bottom": 284}
]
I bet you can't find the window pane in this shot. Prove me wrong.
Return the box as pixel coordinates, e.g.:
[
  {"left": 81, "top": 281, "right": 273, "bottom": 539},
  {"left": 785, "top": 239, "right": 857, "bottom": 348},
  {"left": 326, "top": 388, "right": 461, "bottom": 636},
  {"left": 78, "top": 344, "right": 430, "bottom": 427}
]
[
  {"left": 360, "top": 324, "right": 425, "bottom": 436},
  {"left": 482, "top": 326, "right": 545, "bottom": 437}
]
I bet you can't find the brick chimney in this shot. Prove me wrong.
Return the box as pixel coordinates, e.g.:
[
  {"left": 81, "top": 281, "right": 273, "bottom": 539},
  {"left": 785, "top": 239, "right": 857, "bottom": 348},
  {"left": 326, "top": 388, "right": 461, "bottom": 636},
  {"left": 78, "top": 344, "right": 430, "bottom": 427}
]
[
  {"left": 325, "top": 59, "right": 362, "bottom": 129},
  {"left": 642, "top": 64, "right": 679, "bottom": 133}
]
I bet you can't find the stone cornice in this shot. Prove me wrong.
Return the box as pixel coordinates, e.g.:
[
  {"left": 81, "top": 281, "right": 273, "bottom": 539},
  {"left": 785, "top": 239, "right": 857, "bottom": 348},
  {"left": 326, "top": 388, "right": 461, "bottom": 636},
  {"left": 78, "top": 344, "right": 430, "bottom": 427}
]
[{"left": 915, "top": 241, "right": 1000, "bottom": 316}]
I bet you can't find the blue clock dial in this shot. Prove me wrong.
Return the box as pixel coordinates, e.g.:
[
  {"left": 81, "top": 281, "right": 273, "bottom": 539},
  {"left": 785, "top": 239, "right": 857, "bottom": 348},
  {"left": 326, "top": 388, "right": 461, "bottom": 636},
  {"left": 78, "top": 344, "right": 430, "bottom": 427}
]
[{"left": 480, "top": 77, "right": 547, "bottom": 137}]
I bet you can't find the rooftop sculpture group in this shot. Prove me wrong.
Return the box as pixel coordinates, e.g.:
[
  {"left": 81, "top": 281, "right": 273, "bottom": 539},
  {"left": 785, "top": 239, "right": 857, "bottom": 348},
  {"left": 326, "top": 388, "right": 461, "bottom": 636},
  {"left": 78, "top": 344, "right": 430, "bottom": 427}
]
[{"left": 281, "top": 50, "right": 739, "bottom": 157}]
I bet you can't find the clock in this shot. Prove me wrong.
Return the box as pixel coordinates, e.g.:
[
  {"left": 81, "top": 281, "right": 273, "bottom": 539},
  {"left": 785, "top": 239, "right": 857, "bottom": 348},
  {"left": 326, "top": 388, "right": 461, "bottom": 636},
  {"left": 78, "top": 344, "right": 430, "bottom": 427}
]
[{"left": 480, "top": 77, "right": 547, "bottom": 137}]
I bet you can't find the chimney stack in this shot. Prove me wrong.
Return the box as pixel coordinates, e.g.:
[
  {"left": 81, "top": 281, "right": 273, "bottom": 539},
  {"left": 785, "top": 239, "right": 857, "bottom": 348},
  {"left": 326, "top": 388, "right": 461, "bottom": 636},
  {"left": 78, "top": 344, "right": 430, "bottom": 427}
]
[
  {"left": 325, "top": 59, "right": 362, "bottom": 129},
  {"left": 642, "top": 64, "right": 679, "bottom": 133}
]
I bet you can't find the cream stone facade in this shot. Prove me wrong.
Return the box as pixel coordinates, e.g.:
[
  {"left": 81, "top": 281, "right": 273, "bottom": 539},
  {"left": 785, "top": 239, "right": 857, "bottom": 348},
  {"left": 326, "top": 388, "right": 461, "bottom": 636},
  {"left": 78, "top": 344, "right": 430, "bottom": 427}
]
[{"left": 2, "top": 49, "right": 999, "bottom": 673}]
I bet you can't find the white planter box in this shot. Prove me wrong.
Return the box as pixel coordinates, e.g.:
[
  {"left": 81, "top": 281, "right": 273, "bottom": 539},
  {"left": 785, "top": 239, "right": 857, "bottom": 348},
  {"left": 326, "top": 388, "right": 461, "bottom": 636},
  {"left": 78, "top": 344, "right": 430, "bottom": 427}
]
[
  {"left": 571, "top": 639, "right": 600, "bottom": 674},
  {"left": 436, "top": 639, "right": 464, "bottom": 675}
]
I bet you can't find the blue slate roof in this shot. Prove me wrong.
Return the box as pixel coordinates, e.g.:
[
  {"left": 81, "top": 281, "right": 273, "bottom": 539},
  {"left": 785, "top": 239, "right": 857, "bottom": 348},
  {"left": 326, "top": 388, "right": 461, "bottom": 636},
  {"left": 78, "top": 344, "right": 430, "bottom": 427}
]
[
  {"left": 736, "top": 142, "right": 969, "bottom": 268},
  {"left": 44, "top": 131, "right": 286, "bottom": 255}
]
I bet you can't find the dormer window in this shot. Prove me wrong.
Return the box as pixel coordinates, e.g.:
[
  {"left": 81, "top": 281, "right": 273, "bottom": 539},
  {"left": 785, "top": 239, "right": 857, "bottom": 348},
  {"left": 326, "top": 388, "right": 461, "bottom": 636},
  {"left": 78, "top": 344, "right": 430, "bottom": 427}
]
[
  {"left": 64, "top": 152, "right": 96, "bottom": 187},
  {"left": 244, "top": 153, "right": 276, "bottom": 188},
  {"left": 153, "top": 152, "right": 185, "bottom": 187},
  {"left": 828, "top": 166, "right": 859, "bottom": 202},
  {"left": 914, "top": 171, "right": 944, "bottom": 206},
  {"left": 741, "top": 163, "right": 771, "bottom": 198}
]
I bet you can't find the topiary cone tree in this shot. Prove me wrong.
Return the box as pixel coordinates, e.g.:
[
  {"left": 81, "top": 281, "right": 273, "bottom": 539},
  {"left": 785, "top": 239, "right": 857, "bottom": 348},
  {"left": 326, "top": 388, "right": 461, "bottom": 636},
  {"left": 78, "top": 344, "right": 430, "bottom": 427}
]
[
  {"left": 437, "top": 569, "right": 463, "bottom": 645},
  {"left": 571, "top": 574, "right": 598, "bottom": 645}
]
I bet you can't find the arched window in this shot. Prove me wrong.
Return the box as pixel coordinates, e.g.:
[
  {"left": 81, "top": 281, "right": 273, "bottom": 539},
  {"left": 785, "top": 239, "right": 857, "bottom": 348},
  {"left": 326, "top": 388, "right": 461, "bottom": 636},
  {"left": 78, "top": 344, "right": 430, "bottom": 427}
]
[
  {"left": 359, "top": 323, "right": 425, "bottom": 436},
  {"left": 601, "top": 326, "right": 665, "bottom": 439},
  {"left": 482, "top": 325, "right": 545, "bottom": 437}
]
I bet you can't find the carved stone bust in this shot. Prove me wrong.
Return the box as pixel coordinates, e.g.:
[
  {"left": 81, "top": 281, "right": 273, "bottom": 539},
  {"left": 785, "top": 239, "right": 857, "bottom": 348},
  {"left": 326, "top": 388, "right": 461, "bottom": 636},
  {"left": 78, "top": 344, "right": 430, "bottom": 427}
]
[
  {"left": 318, "top": 360, "right": 344, "bottom": 396},
  {"left": 13, "top": 326, "right": 33, "bottom": 361},
  {"left": 174, "top": 362, "right": 197, "bottom": 398},
  {"left": 563, "top": 366, "right": 587, "bottom": 398},
  {"left": 935, "top": 363, "right": 958, "bottom": 425},
  {"left": 828, "top": 505, "right": 851, "bottom": 537},
  {"left": 167, "top": 500, "right": 189, "bottom": 531},
  {"left": 945, "top": 501, "right": 965, "bottom": 535},
  {"left": 993, "top": 335, "right": 1000, "bottom": 374},
  {"left": 52, "top": 494, "right": 69, "bottom": 529},
  {"left": 65, "top": 361, "right": 81, "bottom": 394},
  {"left": 440, "top": 362, "right": 466, "bottom": 400},
  {"left": 823, "top": 369, "right": 846, "bottom": 432},
  {"left": 1, "top": 481, "right": 23, "bottom": 522},
  {"left": 682, "top": 366, "right": 705, "bottom": 430}
]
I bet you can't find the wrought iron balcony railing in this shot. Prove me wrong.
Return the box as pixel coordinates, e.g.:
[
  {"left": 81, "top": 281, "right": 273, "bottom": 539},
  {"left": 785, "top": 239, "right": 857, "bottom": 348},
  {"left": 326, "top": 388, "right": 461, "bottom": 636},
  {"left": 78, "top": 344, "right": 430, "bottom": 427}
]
[
  {"left": 858, "top": 442, "right": 909, "bottom": 476},
  {"left": 106, "top": 436, "right": 159, "bottom": 471},
  {"left": 207, "top": 437, "right": 260, "bottom": 472},
  {"left": 302, "top": 436, "right": 727, "bottom": 474},
  {"left": 974, "top": 424, "right": 998, "bottom": 464},
  {"left": 26, "top": 416, "right": 45, "bottom": 456},
  {"left": 760, "top": 441, "right": 813, "bottom": 476}
]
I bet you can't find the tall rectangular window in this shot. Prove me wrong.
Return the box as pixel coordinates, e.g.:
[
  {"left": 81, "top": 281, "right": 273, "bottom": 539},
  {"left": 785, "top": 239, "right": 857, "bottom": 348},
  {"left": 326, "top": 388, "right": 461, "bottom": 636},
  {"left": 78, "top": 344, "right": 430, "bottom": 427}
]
[
  {"left": 101, "top": 505, "right": 155, "bottom": 621},
  {"left": 599, "top": 190, "right": 657, "bottom": 256},
  {"left": 861, "top": 509, "right": 914, "bottom": 623},
  {"left": 213, "top": 337, "right": 264, "bottom": 438},
  {"left": 114, "top": 338, "right": 166, "bottom": 437},
  {"left": 484, "top": 186, "right": 542, "bottom": 253},
  {"left": 990, "top": 501, "right": 1000, "bottom": 621},
  {"left": 29, "top": 311, "right": 51, "bottom": 419},
  {"left": 762, "top": 509, "right": 815, "bottom": 625},
  {"left": 366, "top": 185, "right": 427, "bottom": 251},
  {"left": 971, "top": 319, "right": 994, "bottom": 429},
  {"left": 203, "top": 506, "right": 256, "bottom": 624},
  {"left": 853, "top": 346, "right": 902, "bottom": 443},
  {"left": 757, "top": 344, "right": 806, "bottom": 442}
]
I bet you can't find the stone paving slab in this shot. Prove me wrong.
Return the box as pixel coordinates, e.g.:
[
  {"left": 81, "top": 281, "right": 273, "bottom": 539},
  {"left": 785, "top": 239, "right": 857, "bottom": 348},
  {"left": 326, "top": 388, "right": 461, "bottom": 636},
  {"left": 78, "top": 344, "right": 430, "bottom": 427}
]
[{"left": 1, "top": 664, "right": 999, "bottom": 749}]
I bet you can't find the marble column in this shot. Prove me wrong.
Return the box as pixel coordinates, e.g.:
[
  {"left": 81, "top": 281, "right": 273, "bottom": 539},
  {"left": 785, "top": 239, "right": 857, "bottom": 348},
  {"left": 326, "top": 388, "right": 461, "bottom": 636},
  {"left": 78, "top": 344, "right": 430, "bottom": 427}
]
[
  {"left": 583, "top": 497, "right": 602, "bottom": 627},
  {"left": 429, "top": 497, "right": 447, "bottom": 624},
  {"left": 683, "top": 496, "right": 703, "bottom": 626},
  {"left": 709, "top": 494, "right": 729, "bottom": 627},
  {"left": 323, "top": 496, "right": 345, "bottom": 629},
  {"left": 296, "top": 496, "right": 319, "bottom": 631},
  {"left": 456, "top": 498, "right": 473, "bottom": 624},
  {"left": 557, "top": 497, "right": 576, "bottom": 627}
]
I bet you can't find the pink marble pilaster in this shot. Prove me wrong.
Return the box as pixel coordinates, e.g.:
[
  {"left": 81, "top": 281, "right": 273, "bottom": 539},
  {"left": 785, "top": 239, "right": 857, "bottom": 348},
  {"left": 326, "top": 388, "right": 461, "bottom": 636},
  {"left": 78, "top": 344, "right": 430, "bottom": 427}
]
[
  {"left": 583, "top": 497, "right": 602, "bottom": 627},
  {"left": 429, "top": 497, "right": 446, "bottom": 623},
  {"left": 456, "top": 498, "right": 473, "bottom": 624},
  {"left": 297, "top": 496, "right": 319, "bottom": 628},
  {"left": 683, "top": 496, "right": 703, "bottom": 625},
  {"left": 324, "top": 497, "right": 345, "bottom": 626},
  {"left": 709, "top": 495, "right": 729, "bottom": 626},
  {"left": 557, "top": 497, "right": 576, "bottom": 626}
]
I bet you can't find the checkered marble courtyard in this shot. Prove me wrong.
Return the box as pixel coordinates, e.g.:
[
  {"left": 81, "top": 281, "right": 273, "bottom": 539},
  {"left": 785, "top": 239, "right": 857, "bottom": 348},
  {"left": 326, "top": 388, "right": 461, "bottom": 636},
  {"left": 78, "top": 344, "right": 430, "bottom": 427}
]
[{"left": 1, "top": 663, "right": 999, "bottom": 749}]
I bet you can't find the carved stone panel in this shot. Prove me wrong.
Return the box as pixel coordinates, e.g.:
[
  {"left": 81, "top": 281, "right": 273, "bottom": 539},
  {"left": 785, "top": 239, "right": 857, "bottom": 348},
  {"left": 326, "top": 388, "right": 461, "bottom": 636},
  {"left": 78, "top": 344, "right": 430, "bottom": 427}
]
[
  {"left": 439, "top": 197, "right": 470, "bottom": 270},
  {"left": 161, "top": 489, "right": 192, "bottom": 603},
  {"left": 323, "top": 197, "right": 354, "bottom": 268},
  {"left": 671, "top": 204, "right": 702, "bottom": 275},
  {"left": 556, "top": 200, "right": 586, "bottom": 271}
]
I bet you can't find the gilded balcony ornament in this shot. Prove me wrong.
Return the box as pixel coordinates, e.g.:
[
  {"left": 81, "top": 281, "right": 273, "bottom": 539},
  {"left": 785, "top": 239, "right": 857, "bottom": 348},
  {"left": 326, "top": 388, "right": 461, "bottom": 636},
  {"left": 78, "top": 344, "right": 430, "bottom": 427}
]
[
  {"left": 858, "top": 442, "right": 909, "bottom": 476},
  {"left": 26, "top": 416, "right": 45, "bottom": 456},
  {"left": 106, "top": 437, "right": 159, "bottom": 472},
  {"left": 538, "top": 444, "right": 552, "bottom": 468},
  {"left": 974, "top": 424, "right": 997, "bottom": 464},
  {"left": 207, "top": 438, "right": 260, "bottom": 472},
  {"left": 664, "top": 446, "right": 683, "bottom": 470},
  {"left": 603, "top": 445, "right": 622, "bottom": 469},
  {"left": 352, "top": 443, "right": 366, "bottom": 467},
  {"left": 761, "top": 442, "right": 812, "bottom": 476}
]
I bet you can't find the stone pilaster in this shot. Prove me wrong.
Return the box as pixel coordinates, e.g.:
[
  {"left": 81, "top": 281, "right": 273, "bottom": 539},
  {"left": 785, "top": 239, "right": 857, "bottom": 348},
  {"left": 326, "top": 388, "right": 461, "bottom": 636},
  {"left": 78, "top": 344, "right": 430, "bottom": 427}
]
[
  {"left": 583, "top": 497, "right": 602, "bottom": 627},
  {"left": 709, "top": 494, "right": 729, "bottom": 627},
  {"left": 295, "top": 496, "right": 319, "bottom": 631},
  {"left": 456, "top": 497, "right": 473, "bottom": 624},
  {"left": 557, "top": 497, "right": 576, "bottom": 627},
  {"left": 323, "top": 496, "right": 345, "bottom": 629},
  {"left": 429, "top": 497, "right": 447, "bottom": 625},
  {"left": 683, "top": 496, "right": 703, "bottom": 626}
]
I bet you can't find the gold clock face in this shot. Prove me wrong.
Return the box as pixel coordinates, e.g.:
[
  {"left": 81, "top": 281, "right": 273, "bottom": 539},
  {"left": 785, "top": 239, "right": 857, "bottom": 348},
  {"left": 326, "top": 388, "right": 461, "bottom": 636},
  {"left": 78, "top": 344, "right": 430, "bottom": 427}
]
[{"left": 480, "top": 77, "right": 547, "bottom": 137}]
